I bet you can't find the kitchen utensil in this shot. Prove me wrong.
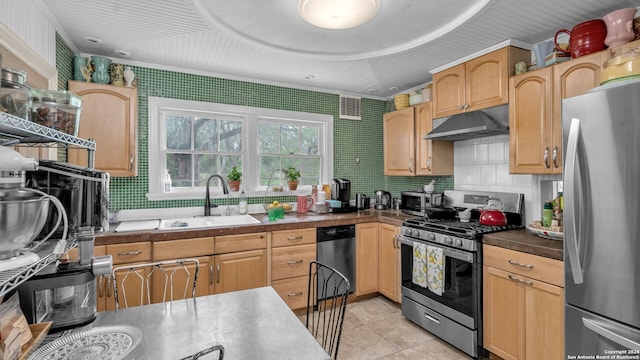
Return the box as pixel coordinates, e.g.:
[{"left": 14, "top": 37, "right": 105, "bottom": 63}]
[
  {"left": 479, "top": 197, "right": 507, "bottom": 226},
  {"left": 423, "top": 205, "right": 457, "bottom": 219},
  {"left": 554, "top": 19, "right": 607, "bottom": 59},
  {"left": 458, "top": 208, "right": 472, "bottom": 222},
  {"left": 356, "top": 193, "right": 369, "bottom": 210},
  {"left": 603, "top": 8, "right": 637, "bottom": 48},
  {"left": 373, "top": 190, "right": 391, "bottom": 210},
  {"left": 0, "top": 190, "right": 50, "bottom": 259},
  {"left": 423, "top": 180, "right": 435, "bottom": 193},
  {"left": 297, "top": 195, "right": 315, "bottom": 214}
]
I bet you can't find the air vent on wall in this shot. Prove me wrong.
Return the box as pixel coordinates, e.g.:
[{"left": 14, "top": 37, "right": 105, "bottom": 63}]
[{"left": 339, "top": 95, "right": 361, "bottom": 120}]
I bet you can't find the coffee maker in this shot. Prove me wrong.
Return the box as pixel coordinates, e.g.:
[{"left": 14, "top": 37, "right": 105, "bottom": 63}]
[{"left": 329, "top": 178, "right": 357, "bottom": 213}]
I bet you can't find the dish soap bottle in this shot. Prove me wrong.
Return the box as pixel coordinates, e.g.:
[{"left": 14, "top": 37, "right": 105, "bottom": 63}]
[
  {"left": 238, "top": 190, "right": 248, "bottom": 215},
  {"left": 542, "top": 201, "right": 553, "bottom": 228},
  {"left": 164, "top": 171, "right": 172, "bottom": 193}
]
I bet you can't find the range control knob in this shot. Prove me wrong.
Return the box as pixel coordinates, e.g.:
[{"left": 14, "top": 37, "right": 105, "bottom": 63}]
[
  {"left": 455, "top": 239, "right": 463, "bottom": 247},
  {"left": 445, "top": 237, "right": 453, "bottom": 245},
  {"left": 427, "top": 233, "right": 436, "bottom": 241},
  {"left": 404, "top": 228, "right": 412, "bottom": 236}
]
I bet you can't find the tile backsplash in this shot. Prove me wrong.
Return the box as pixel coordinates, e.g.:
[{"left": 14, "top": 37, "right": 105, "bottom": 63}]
[{"left": 453, "top": 135, "right": 561, "bottom": 225}]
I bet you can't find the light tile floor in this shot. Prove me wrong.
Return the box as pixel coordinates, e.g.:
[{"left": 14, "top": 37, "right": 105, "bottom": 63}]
[{"left": 336, "top": 296, "right": 471, "bottom": 360}]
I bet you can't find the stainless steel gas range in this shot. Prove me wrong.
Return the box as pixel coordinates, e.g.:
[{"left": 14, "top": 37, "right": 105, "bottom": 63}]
[{"left": 398, "top": 190, "right": 525, "bottom": 359}]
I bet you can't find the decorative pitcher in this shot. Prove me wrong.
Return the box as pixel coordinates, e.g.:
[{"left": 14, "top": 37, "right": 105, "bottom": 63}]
[
  {"left": 603, "top": 8, "right": 637, "bottom": 48},
  {"left": 91, "top": 56, "right": 111, "bottom": 84},
  {"left": 297, "top": 195, "right": 315, "bottom": 214},
  {"left": 73, "top": 56, "right": 92, "bottom": 82}
]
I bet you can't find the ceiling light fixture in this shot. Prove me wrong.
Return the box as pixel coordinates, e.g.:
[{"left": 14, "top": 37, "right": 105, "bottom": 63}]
[
  {"left": 298, "top": 0, "right": 380, "bottom": 30},
  {"left": 83, "top": 36, "right": 103, "bottom": 44},
  {"left": 114, "top": 49, "right": 131, "bottom": 57}
]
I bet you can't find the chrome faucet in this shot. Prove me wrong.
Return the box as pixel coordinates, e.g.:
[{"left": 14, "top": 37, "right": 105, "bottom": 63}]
[{"left": 204, "top": 174, "right": 229, "bottom": 216}]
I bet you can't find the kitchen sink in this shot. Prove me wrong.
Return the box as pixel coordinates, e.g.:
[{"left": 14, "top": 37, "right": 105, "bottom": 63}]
[{"left": 158, "top": 214, "right": 261, "bottom": 230}]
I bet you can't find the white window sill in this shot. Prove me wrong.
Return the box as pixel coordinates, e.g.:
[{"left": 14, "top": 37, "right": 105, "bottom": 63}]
[{"left": 147, "top": 189, "right": 310, "bottom": 201}]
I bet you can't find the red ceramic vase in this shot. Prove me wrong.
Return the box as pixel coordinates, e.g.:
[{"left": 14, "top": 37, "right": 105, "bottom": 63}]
[{"left": 555, "top": 19, "right": 608, "bottom": 58}]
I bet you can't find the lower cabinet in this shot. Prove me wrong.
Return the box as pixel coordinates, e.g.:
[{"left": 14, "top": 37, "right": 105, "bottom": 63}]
[
  {"left": 377, "top": 223, "right": 401, "bottom": 303},
  {"left": 483, "top": 245, "right": 564, "bottom": 360},
  {"left": 270, "top": 228, "right": 317, "bottom": 309},
  {"left": 213, "top": 232, "right": 268, "bottom": 294},
  {"left": 355, "top": 223, "right": 378, "bottom": 296},
  {"left": 106, "top": 241, "right": 153, "bottom": 310}
]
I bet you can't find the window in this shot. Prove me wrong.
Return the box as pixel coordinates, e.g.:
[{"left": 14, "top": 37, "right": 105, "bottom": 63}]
[{"left": 148, "top": 97, "right": 333, "bottom": 200}]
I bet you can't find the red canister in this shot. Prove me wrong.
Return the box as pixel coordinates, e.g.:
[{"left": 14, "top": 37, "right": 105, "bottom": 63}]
[{"left": 554, "top": 19, "right": 608, "bottom": 58}]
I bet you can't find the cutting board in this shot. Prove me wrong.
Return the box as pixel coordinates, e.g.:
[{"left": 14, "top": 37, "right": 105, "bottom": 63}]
[{"left": 115, "top": 220, "right": 159, "bottom": 232}]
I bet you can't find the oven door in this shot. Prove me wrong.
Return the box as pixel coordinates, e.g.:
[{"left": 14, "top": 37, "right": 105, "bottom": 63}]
[{"left": 399, "top": 235, "right": 480, "bottom": 327}]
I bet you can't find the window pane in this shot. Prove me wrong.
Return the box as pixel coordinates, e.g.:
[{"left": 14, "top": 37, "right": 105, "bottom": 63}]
[
  {"left": 280, "top": 125, "right": 299, "bottom": 155},
  {"left": 195, "top": 154, "right": 217, "bottom": 187},
  {"left": 260, "top": 156, "right": 283, "bottom": 186},
  {"left": 220, "top": 120, "right": 242, "bottom": 152},
  {"left": 301, "top": 126, "right": 319, "bottom": 155},
  {"left": 301, "top": 158, "right": 320, "bottom": 185},
  {"left": 259, "top": 123, "right": 279, "bottom": 154},
  {"left": 167, "top": 153, "right": 192, "bottom": 187},
  {"left": 220, "top": 155, "right": 242, "bottom": 179},
  {"left": 282, "top": 158, "right": 301, "bottom": 174},
  {"left": 194, "top": 118, "right": 218, "bottom": 151},
  {"left": 166, "top": 116, "right": 192, "bottom": 150}
]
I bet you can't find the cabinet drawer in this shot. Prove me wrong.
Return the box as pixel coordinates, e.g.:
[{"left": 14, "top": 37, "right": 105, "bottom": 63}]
[
  {"left": 272, "top": 228, "right": 316, "bottom": 247},
  {"left": 272, "top": 276, "right": 310, "bottom": 310},
  {"left": 215, "top": 233, "right": 267, "bottom": 254},
  {"left": 153, "top": 237, "right": 215, "bottom": 260},
  {"left": 107, "top": 242, "right": 152, "bottom": 264},
  {"left": 272, "top": 244, "right": 317, "bottom": 281},
  {"left": 483, "top": 245, "right": 563, "bottom": 287}
]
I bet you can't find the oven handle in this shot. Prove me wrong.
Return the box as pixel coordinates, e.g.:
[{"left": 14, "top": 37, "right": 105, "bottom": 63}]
[{"left": 398, "top": 235, "right": 473, "bottom": 263}]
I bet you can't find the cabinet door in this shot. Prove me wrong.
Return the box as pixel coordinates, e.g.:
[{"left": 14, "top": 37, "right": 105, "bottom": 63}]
[
  {"left": 355, "top": 223, "right": 378, "bottom": 296},
  {"left": 466, "top": 48, "right": 510, "bottom": 112},
  {"left": 151, "top": 256, "right": 211, "bottom": 303},
  {"left": 111, "top": 262, "right": 151, "bottom": 309},
  {"left": 483, "top": 265, "right": 525, "bottom": 360},
  {"left": 552, "top": 51, "right": 606, "bottom": 174},
  {"left": 377, "top": 223, "right": 400, "bottom": 302},
  {"left": 213, "top": 249, "right": 267, "bottom": 294},
  {"left": 509, "top": 67, "right": 554, "bottom": 174},
  {"left": 383, "top": 107, "right": 415, "bottom": 176},
  {"left": 432, "top": 63, "right": 466, "bottom": 118},
  {"left": 525, "top": 278, "right": 564, "bottom": 360},
  {"left": 68, "top": 81, "right": 138, "bottom": 176},
  {"left": 414, "top": 102, "right": 453, "bottom": 176}
]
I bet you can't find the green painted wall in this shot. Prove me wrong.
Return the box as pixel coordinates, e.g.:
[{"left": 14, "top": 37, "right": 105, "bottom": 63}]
[{"left": 55, "top": 36, "right": 452, "bottom": 211}]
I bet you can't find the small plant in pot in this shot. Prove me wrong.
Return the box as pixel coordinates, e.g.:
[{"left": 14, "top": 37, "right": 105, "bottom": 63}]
[
  {"left": 227, "top": 166, "right": 242, "bottom": 192},
  {"left": 284, "top": 167, "right": 301, "bottom": 191}
]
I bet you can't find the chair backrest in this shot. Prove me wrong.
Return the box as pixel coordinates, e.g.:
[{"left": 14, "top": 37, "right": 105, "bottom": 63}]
[
  {"left": 112, "top": 258, "right": 200, "bottom": 309},
  {"left": 179, "top": 344, "right": 225, "bottom": 360},
  {"left": 306, "top": 260, "right": 350, "bottom": 359}
]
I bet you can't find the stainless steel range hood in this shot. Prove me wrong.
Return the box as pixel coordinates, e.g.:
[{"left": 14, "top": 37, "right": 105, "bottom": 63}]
[{"left": 424, "top": 104, "right": 509, "bottom": 141}]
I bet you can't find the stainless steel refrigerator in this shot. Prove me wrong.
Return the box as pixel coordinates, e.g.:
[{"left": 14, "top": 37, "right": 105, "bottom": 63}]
[{"left": 563, "top": 78, "right": 640, "bottom": 357}]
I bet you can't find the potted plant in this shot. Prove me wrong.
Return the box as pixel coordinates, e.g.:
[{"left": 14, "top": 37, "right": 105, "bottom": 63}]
[
  {"left": 284, "top": 167, "right": 301, "bottom": 191},
  {"left": 227, "top": 165, "right": 242, "bottom": 192}
]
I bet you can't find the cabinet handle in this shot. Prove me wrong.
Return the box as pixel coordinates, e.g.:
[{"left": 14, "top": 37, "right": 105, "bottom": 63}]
[
  {"left": 424, "top": 312, "right": 440, "bottom": 324},
  {"left": 216, "top": 264, "right": 221, "bottom": 283},
  {"left": 459, "top": 104, "right": 466, "bottom": 110},
  {"left": 544, "top": 147, "right": 550, "bottom": 168},
  {"left": 508, "top": 274, "right": 533, "bottom": 286},
  {"left": 393, "top": 234, "right": 399, "bottom": 249},
  {"left": 508, "top": 259, "right": 534, "bottom": 269},
  {"left": 98, "top": 276, "right": 105, "bottom": 298},
  {"left": 427, "top": 156, "right": 432, "bottom": 172},
  {"left": 408, "top": 159, "right": 413, "bottom": 173},
  {"left": 209, "top": 264, "right": 214, "bottom": 285},
  {"left": 287, "top": 236, "right": 303, "bottom": 241},
  {"left": 117, "top": 250, "right": 142, "bottom": 256},
  {"left": 287, "top": 259, "right": 304, "bottom": 265},
  {"left": 106, "top": 276, "right": 113, "bottom": 298},
  {"left": 287, "top": 291, "right": 303, "bottom": 297},
  {"left": 129, "top": 154, "right": 134, "bottom": 172},
  {"left": 552, "top": 146, "right": 559, "bottom": 168}
]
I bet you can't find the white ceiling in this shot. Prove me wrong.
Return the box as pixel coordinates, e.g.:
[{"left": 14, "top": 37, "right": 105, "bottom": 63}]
[{"left": 42, "top": 0, "right": 639, "bottom": 99}]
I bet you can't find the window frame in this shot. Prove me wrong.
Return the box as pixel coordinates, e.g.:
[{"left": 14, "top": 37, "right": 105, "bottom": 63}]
[{"left": 147, "top": 97, "right": 333, "bottom": 200}]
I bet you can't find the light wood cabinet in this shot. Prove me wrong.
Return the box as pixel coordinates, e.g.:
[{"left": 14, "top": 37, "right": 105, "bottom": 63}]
[
  {"left": 355, "top": 223, "right": 378, "bottom": 296},
  {"left": 383, "top": 103, "right": 453, "bottom": 176},
  {"left": 510, "top": 50, "right": 606, "bottom": 174},
  {"left": 213, "top": 232, "right": 268, "bottom": 294},
  {"left": 377, "top": 223, "right": 401, "bottom": 302},
  {"left": 433, "top": 47, "right": 530, "bottom": 118},
  {"left": 271, "top": 228, "right": 316, "bottom": 309},
  {"left": 68, "top": 81, "right": 138, "bottom": 176},
  {"left": 483, "top": 245, "right": 564, "bottom": 360},
  {"left": 107, "top": 241, "right": 152, "bottom": 310}
]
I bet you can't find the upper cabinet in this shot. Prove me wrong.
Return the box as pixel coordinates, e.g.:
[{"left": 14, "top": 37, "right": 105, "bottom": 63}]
[
  {"left": 433, "top": 46, "right": 531, "bottom": 119},
  {"left": 383, "top": 102, "right": 453, "bottom": 176},
  {"left": 509, "top": 50, "right": 606, "bottom": 174},
  {"left": 68, "top": 81, "right": 138, "bottom": 176}
]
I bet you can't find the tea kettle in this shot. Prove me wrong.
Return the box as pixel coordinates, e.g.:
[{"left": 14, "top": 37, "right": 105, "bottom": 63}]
[
  {"left": 479, "top": 198, "right": 507, "bottom": 226},
  {"left": 374, "top": 190, "right": 391, "bottom": 210}
]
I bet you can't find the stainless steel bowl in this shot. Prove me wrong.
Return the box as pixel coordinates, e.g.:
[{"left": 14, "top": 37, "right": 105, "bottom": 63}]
[{"left": 0, "top": 190, "right": 50, "bottom": 259}]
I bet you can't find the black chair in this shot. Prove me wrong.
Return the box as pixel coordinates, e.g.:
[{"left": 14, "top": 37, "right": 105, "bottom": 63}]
[
  {"left": 306, "top": 260, "right": 350, "bottom": 359},
  {"left": 179, "top": 344, "right": 224, "bottom": 360}
]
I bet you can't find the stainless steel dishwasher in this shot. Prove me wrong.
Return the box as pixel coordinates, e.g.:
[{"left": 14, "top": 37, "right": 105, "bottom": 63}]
[{"left": 317, "top": 225, "right": 356, "bottom": 299}]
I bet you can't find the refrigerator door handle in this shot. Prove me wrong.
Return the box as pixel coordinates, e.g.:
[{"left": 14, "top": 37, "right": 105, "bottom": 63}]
[
  {"left": 583, "top": 317, "right": 640, "bottom": 351},
  {"left": 565, "top": 117, "right": 584, "bottom": 284}
]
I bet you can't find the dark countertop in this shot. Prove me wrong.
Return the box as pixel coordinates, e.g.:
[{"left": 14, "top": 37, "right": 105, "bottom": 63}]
[
  {"left": 483, "top": 229, "right": 563, "bottom": 261},
  {"left": 97, "top": 209, "right": 413, "bottom": 246}
]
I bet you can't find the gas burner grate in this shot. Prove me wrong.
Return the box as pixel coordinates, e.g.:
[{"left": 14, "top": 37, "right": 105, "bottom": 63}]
[{"left": 403, "top": 217, "right": 523, "bottom": 237}]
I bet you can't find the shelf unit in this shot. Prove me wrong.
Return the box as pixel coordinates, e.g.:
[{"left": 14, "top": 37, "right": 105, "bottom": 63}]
[{"left": 0, "top": 111, "right": 95, "bottom": 297}]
